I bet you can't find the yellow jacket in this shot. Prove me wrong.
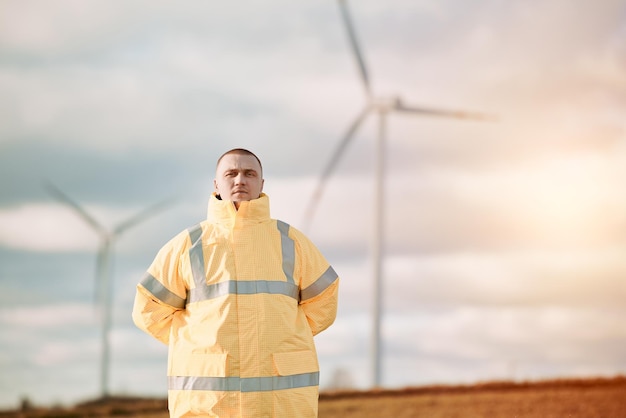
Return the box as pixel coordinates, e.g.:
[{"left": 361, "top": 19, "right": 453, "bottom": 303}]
[{"left": 132, "top": 193, "right": 339, "bottom": 417}]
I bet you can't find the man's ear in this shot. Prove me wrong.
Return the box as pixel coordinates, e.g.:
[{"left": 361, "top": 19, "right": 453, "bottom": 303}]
[{"left": 213, "top": 179, "right": 219, "bottom": 193}]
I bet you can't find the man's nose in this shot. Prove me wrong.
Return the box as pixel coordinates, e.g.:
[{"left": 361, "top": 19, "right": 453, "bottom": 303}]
[{"left": 234, "top": 173, "right": 246, "bottom": 184}]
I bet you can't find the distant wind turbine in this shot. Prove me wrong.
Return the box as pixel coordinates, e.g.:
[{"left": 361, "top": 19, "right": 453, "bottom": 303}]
[
  {"left": 303, "top": 0, "right": 495, "bottom": 388},
  {"left": 46, "top": 182, "right": 173, "bottom": 398}
]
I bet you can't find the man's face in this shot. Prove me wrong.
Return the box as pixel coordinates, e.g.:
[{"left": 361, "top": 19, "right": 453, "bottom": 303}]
[{"left": 214, "top": 153, "right": 264, "bottom": 208}]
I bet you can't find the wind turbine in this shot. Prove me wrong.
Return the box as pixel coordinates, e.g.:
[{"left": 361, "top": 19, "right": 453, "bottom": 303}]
[
  {"left": 46, "top": 183, "right": 173, "bottom": 398},
  {"left": 303, "top": 0, "right": 495, "bottom": 388}
]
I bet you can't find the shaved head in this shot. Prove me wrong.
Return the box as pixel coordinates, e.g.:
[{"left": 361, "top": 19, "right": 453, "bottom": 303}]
[{"left": 216, "top": 148, "right": 263, "bottom": 175}]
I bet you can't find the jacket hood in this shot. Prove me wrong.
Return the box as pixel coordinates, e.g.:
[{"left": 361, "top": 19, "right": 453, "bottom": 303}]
[{"left": 207, "top": 192, "right": 270, "bottom": 227}]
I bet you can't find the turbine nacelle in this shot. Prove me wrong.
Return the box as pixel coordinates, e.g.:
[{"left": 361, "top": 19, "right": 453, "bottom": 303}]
[{"left": 371, "top": 96, "right": 403, "bottom": 113}]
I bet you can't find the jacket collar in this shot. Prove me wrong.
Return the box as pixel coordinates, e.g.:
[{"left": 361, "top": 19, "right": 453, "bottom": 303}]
[{"left": 207, "top": 192, "right": 271, "bottom": 227}]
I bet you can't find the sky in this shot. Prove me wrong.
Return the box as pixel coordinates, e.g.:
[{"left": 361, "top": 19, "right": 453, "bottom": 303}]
[{"left": 1, "top": 0, "right": 626, "bottom": 409}]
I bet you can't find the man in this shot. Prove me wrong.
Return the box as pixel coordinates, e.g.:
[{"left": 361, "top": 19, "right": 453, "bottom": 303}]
[{"left": 132, "top": 148, "right": 339, "bottom": 417}]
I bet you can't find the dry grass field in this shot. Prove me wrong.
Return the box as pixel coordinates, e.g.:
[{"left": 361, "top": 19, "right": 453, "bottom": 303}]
[{"left": 2, "top": 376, "right": 625, "bottom": 418}]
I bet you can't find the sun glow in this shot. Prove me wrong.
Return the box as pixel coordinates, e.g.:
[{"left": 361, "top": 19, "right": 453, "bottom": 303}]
[{"left": 519, "top": 154, "right": 623, "bottom": 245}]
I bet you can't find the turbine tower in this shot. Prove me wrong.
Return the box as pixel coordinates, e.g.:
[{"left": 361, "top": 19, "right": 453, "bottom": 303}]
[
  {"left": 46, "top": 183, "right": 172, "bottom": 398},
  {"left": 303, "top": 0, "right": 494, "bottom": 388}
]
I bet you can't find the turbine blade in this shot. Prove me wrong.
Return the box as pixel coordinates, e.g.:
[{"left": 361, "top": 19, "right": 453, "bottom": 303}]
[
  {"left": 44, "top": 181, "right": 105, "bottom": 234},
  {"left": 113, "top": 197, "right": 175, "bottom": 236},
  {"left": 338, "top": 0, "right": 372, "bottom": 98},
  {"left": 395, "top": 102, "right": 497, "bottom": 122},
  {"left": 302, "top": 105, "right": 372, "bottom": 231}
]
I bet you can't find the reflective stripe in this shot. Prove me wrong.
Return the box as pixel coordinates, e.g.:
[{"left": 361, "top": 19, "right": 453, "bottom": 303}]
[
  {"left": 301, "top": 266, "right": 338, "bottom": 301},
  {"left": 184, "top": 221, "right": 301, "bottom": 305},
  {"left": 140, "top": 273, "right": 186, "bottom": 309},
  {"left": 188, "top": 223, "right": 203, "bottom": 244},
  {"left": 277, "top": 220, "right": 295, "bottom": 284},
  {"left": 168, "top": 372, "right": 319, "bottom": 392},
  {"left": 187, "top": 224, "right": 205, "bottom": 288},
  {"left": 188, "top": 280, "right": 299, "bottom": 303}
]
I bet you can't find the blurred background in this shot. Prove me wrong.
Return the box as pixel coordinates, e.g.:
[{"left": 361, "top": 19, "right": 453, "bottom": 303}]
[{"left": 1, "top": 0, "right": 625, "bottom": 410}]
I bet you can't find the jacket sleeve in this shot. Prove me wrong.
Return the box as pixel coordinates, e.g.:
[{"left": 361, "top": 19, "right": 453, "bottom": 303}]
[
  {"left": 292, "top": 228, "right": 339, "bottom": 336},
  {"left": 132, "top": 230, "right": 190, "bottom": 345}
]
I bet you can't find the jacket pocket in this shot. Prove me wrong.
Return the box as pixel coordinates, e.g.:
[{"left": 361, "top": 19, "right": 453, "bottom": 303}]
[
  {"left": 169, "top": 352, "right": 228, "bottom": 377},
  {"left": 272, "top": 350, "right": 318, "bottom": 376}
]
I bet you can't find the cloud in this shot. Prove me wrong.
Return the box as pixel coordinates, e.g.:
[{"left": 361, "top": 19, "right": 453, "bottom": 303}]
[
  {"left": 300, "top": 147, "right": 626, "bottom": 260},
  {"left": 0, "top": 303, "right": 95, "bottom": 328},
  {"left": 0, "top": 204, "right": 100, "bottom": 252},
  {"left": 317, "top": 305, "right": 626, "bottom": 387},
  {"left": 1, "top": 0, "right": 626, "bottom": 407},
  {"left": 381, "top": 249, "right": 626, "bottom": 310},
  {"left": 0, "top": 202, "right": 174, "bottom": 252},
  {"left": 33, "top": 338, "right": 100, "bottom": 367}
]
